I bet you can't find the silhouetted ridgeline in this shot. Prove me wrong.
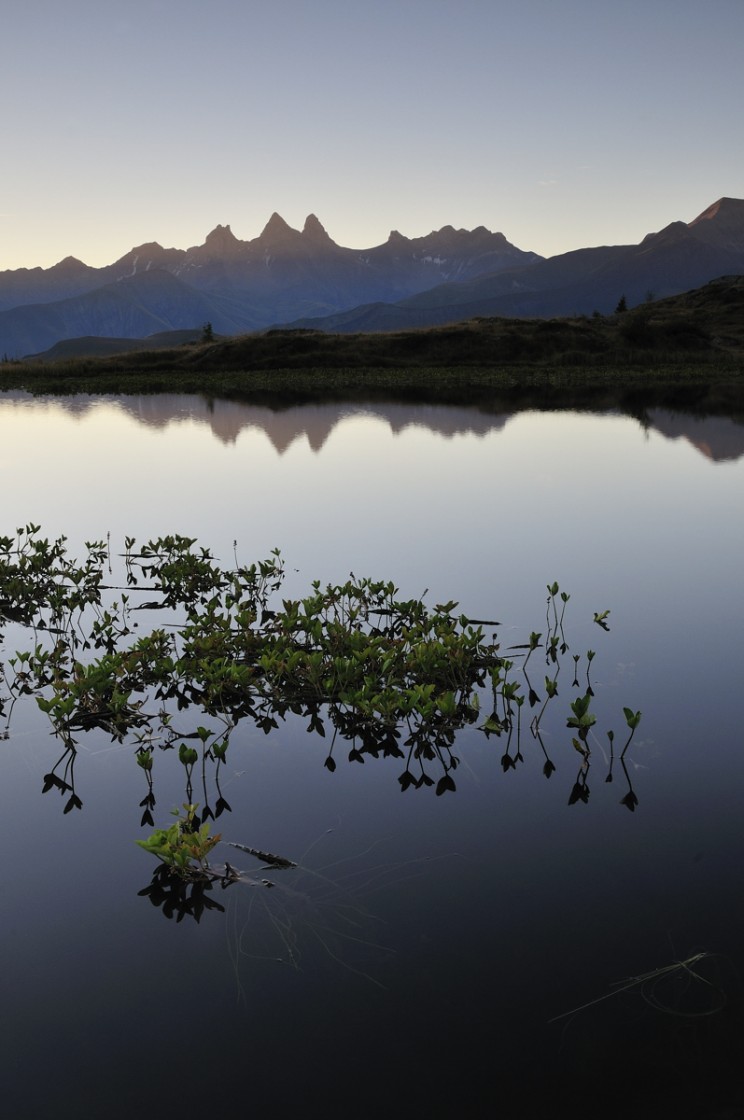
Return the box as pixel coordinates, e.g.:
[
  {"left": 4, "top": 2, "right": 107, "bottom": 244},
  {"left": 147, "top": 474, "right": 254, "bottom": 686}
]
[{"left": 3, "top": 197, "right": 744, "bottom": 357}]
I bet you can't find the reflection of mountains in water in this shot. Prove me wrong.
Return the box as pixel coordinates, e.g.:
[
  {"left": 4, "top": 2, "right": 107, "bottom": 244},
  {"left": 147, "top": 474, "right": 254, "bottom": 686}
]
[
  {"left": 645, "top": 410, "right": 744, "bottom": 462},
  {"left": 6, "top": 392, "right": 511, "bottom": 452},
  {"left": 125, "top": 396, "right": 515, "bottom": 451},
  {"left": 5, "top": 392, "right": 744, "bottom": 461}
]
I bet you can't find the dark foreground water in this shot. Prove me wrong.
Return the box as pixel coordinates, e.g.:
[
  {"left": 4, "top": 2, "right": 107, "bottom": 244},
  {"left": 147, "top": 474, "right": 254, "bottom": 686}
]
[{"left": 1, "top": 394, "right": 744, "bottom": 1118}]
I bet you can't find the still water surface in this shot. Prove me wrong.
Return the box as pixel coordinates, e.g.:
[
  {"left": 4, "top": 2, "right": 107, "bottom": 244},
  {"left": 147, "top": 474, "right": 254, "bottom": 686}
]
[{"left": 1, "top": 393, "right": 743, "bottom": 1118}]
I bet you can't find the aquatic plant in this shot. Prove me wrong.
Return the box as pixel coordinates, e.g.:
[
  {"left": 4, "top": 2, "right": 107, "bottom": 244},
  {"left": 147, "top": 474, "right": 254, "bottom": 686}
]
[
  {"left": 0, "top": 528, "right": 642, "bottom": 815},
  {"left": 136, "top": 802, "right": 221, "bottom": 875}
]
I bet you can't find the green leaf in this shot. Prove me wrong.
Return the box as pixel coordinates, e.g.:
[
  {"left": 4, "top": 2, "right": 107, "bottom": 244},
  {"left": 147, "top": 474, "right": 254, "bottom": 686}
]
[{"left": 623, "top": 707, "right": 642, "bottom": 729}]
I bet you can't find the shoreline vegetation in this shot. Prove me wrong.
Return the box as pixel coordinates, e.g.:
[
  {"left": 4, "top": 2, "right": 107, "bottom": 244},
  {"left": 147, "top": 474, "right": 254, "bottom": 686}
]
[{"left": 1, "top": 276, "right": 743, "bottom": 416}]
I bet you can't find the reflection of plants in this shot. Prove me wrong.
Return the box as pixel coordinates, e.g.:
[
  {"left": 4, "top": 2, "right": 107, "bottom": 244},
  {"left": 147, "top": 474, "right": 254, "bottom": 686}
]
[
  {"left": 42, "top": 740, "right": 83, "bottom": 813},
  {"left": 570, "top": 706, "right": 641, "bottom": 809},
  {"left": 138, "top": 863, "right": 227, "bottom": 923},
  {"left": 621, "top": 707, "right": 642, "bottom": 757},
  {"left": 34, "top": 655, "right": 148, "bottom": 739},
  {"left": 567, "top": 692, "right": 596, "bottom": 741},
  {"left": 1, "top": 524, "right": 105, "bottom": 629},
  {"left": 1, "top": 530, "right": 643, "bottom": 810},
  {"left": 136, "top": 823, "right": 401, "bottom": 985},
  {"left": 6, "top": 531, "right": 504, "bottom": 800},
  {"left": 585, "top": 649, "right": 595, "bottom": 695}
]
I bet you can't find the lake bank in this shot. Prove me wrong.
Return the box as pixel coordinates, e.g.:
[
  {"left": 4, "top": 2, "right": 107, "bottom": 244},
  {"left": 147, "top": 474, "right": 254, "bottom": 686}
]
[
  {"left": 2, "top": 363, "right": 744, "bottom": 418},
  {"left": 2, "top": 275, "right": 743, "bottom": 415}
]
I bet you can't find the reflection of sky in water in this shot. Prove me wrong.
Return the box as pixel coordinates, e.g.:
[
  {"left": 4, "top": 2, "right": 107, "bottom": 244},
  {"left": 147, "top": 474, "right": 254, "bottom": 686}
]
[
  {"left": 5, "top": 392, "right": 744, "bottom": 689},
  {"left": 3, "top": 391, "right": 743, "bottom": 812},
  {"left": 2, "top": 393, "right": 742, "bottom": 621},
  {"left": 3, "top": 396, "right": 742, "bottom": 623},
  {"left": 2, "top": 395, "right": 743, "bottom": 747},
  {"left": 2, "top": 394, "right": 744, "bottom": 1115}
]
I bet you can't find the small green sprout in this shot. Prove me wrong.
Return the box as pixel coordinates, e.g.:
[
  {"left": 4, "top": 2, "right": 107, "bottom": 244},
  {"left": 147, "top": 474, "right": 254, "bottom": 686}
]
[{"left": 136, "top": 803, "right": 221, "bottom": 877}]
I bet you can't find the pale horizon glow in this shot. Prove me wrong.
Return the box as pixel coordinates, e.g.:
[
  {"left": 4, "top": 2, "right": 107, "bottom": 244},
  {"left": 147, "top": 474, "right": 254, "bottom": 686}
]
[{"left": 2, "top": 0, "right": 743, "bottom": 271}]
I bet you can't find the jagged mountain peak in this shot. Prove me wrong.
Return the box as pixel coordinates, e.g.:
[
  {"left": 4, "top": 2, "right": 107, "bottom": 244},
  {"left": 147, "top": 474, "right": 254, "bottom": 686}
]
[
  {"left": 302, "top": 213, "right": 332, "bottom": 243},
  {"left": 690, "top": 196, "right": 744, "bottom": 225},
  {"left": 257, "top": 212, "right": 301, "bottom": 244},
  {"left": 688, "top": 197, "right": 744, "bottom": 251},
  {"left": 384, "top": 224, "right": 509, "bottom": 251},
  {"left": 204, "top": 223, "right": 239, "bottom": 246},
  {"left": 198, "top": 223, "right": 243, "bottom": 258},
  {"left": 424, "top": 224, "right": 506, "bottom": 246}
]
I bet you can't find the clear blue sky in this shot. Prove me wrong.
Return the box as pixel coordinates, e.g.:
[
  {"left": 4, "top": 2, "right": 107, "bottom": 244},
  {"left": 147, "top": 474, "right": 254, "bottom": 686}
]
[{"left": 2, "top": 0, "right": 743, "bottom": 270}]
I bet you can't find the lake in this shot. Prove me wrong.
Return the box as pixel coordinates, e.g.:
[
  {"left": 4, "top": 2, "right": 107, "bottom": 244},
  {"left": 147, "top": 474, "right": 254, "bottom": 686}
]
[{"left": 1, "top": 392, "right": 743, "bottom": 1119}]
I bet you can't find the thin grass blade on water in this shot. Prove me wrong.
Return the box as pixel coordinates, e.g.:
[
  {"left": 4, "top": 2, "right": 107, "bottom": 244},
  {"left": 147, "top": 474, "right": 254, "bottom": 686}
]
[
  {"left": 549, "top": 952, "right": 727, "bottom": 1023},
  {"left": 226, "top": 842, "right": 298, "bottom": 869}
]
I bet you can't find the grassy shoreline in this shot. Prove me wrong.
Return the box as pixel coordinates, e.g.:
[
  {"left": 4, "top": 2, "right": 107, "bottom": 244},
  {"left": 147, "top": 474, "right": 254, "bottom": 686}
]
[
  {"left": 2, "top": 361, "right": 743, "bottom": 417},
  {"left": 2, "top": 276, "right": 743, "bottom": 415}
]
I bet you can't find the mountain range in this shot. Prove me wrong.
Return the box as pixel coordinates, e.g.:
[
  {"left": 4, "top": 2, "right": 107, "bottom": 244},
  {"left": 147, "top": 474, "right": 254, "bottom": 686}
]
[{"left": 2, "top": 198, "right": 743, "bottom": 359}]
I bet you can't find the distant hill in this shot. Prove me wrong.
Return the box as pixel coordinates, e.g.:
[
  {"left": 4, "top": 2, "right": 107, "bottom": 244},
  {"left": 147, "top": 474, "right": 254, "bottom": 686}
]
[
  {"left": 0, "top": 270, "right": 244, "bottom": 360},
  {"left": 17, "top": 274, "right": 744, "bottom": 371},
  {"left": 24, "top": 327, "right": 209, "bottom": 362}
]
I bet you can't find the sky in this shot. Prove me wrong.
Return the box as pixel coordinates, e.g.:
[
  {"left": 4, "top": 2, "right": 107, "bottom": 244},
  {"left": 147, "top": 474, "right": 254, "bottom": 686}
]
[{"left": 2, "top": 0, "right": 743, "bottom": 271}]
